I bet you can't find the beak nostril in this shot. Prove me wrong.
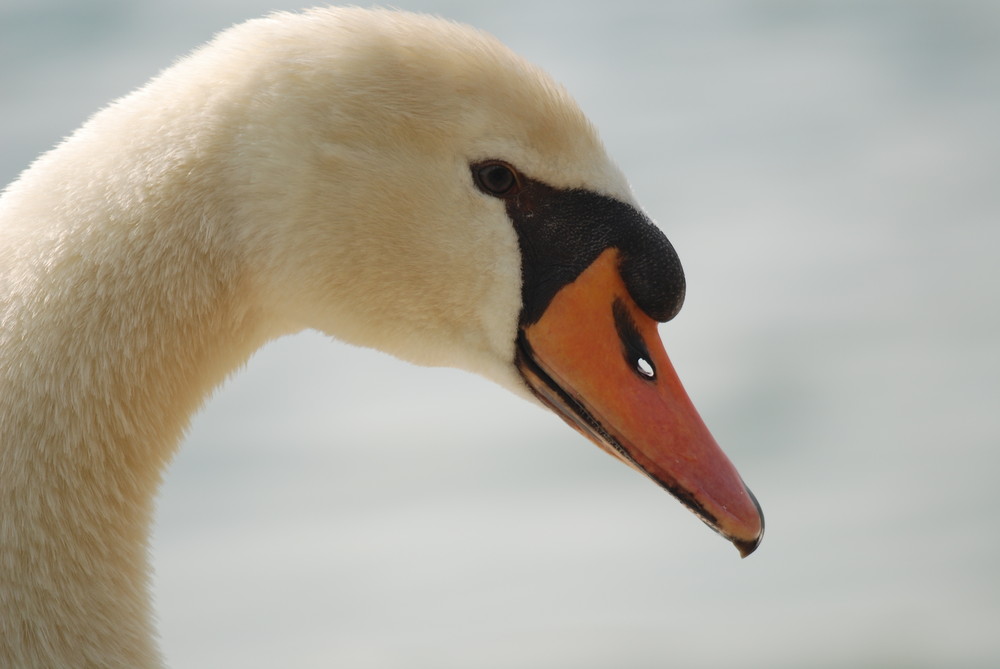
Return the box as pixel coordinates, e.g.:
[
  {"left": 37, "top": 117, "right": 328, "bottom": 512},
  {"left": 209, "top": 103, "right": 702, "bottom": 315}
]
[
  {"left": 613, "top": 298, "right": 657, "bottom": 382},
  {"left": 635, "top": 356, "right": 656, "bottom": 379}
]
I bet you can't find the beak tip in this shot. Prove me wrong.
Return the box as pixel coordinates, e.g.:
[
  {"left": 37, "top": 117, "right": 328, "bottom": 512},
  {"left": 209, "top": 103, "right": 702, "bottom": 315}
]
[
  {"left": 734, "top": 534, "right": 763, "bottom": 559},
  {"left": 732, "top": 485, "right": 765, "bottom": 559}
]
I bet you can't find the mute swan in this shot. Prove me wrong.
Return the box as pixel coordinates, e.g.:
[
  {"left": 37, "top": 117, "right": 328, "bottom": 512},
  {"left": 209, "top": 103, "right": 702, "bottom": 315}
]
[{"left": 0, "top": 7, "right": 763, "bottom": 668}]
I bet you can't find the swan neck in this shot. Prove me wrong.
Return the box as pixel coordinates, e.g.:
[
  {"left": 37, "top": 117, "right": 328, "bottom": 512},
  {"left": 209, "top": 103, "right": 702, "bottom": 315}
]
[{"left": 1, "top": 143, "right": 275, "bottom": 667}]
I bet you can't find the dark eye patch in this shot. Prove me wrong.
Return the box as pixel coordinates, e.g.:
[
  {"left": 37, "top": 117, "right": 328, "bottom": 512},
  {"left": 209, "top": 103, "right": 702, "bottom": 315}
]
[{"left": 470, "top": 162, "right": 685, "bottom": 326}]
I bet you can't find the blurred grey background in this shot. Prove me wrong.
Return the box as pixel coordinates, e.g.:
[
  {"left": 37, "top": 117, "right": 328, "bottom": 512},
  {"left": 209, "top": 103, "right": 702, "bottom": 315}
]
[{"left": 2, "top": 1, "right": 998, "bottom": 667}]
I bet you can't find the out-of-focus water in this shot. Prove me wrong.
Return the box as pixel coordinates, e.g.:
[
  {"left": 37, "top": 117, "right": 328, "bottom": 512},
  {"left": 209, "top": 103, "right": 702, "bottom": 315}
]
[{"left": 3, "top": 1, "right": 998, "bottom": 667}]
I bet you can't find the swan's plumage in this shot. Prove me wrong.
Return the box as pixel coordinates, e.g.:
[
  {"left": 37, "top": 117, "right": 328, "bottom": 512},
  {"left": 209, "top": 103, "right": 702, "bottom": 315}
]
[{"left": 0, "top": 8, "right": 762, "bottom": 667}]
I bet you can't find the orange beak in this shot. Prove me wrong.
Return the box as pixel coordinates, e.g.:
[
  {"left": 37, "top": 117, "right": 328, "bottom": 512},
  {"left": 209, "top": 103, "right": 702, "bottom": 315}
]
[{"left": 516, "top": 248, "right": 764, "bottom": 556}]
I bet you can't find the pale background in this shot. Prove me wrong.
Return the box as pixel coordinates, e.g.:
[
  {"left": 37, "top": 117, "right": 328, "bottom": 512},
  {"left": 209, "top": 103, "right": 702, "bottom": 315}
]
[{"left": 2, "top": 1, "right": 998, "bottom": 667}]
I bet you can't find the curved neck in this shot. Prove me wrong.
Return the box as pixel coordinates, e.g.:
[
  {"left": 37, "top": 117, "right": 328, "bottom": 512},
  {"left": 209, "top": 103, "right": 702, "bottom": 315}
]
[{"left": 0, "top": 156, "right": 277, "bottom": 667}]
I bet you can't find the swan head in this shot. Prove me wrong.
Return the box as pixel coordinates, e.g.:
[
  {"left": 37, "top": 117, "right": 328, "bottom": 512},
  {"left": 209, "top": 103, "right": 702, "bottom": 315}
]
[{"left": 195, "top": 8, "right": 762, "bottom": 554}]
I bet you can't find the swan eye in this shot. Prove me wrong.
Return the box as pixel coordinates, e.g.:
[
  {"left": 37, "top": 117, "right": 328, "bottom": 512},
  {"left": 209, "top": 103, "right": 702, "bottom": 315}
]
[{"left": 473, "top": 161, "right": 520, "bottom": 197}]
